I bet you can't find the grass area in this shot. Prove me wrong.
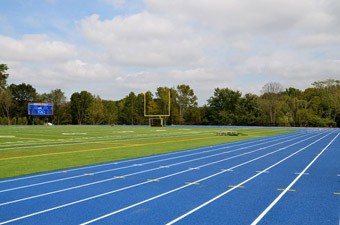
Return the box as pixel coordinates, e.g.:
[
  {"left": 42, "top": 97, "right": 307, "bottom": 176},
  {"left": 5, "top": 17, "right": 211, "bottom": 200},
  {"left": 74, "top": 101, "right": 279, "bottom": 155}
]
[{"left": 0, "top": 125, "right": 294, "bottom": 179}]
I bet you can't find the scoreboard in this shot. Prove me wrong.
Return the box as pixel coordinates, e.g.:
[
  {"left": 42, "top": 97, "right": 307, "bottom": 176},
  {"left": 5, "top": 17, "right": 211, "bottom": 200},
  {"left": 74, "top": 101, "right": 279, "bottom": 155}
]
[{"left": 28, "top": 103, "right": 53, "bottom": 116}]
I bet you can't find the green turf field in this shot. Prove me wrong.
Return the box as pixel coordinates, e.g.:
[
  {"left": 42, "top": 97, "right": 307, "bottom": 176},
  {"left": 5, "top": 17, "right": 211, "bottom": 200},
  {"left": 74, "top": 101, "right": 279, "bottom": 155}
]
[{"left": 0, "top": 125, "right": 294, "bottom": 179}]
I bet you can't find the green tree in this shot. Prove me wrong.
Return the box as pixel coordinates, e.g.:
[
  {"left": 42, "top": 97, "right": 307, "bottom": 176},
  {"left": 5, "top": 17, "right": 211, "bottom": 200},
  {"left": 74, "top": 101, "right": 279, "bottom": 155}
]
[
  {"left": 207, "top": 88, "right": 242, "bottom": 125},
  {"left": 117, "top": 92, "right": 140, "bottom": 125},
  {"left": 0, "top": 64, "right": 9, "bottom": 91},
  {"left": 41, "top": 89, "right": 67, "bottom": 125},
  {"left": 260, "top": 82, "right": 284, "bottom": 126},
  {"left": 237, "top": 93, "right": 260, "bottom": 125},
  {"left": 176, "top": 84, "right": 198, "bottom": 124},
  {"left": 9, "top": 83, "right": 38, "bottom": 118},
  {"left": 281, "top": 87, "right": 303, "bottom": 126},
  {"left": 156, "top": 87, "right": 171, "bottom": 116},
  {"left": 103, "top": 100, "right": 117, "bottom": 125},
  {"left": 0, "top": 88, "right": 12, "bottom": 124},
  {"left": 70, "top": 91, "right": 93, "bottom": 124},
  {"left": 87, "top": 95, "right": 105, "bottom": 124}
]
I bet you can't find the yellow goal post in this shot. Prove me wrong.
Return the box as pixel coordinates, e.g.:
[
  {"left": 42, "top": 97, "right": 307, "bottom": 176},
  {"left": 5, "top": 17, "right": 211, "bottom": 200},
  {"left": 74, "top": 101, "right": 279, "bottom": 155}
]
[{"left": 144, "top": 91, "right": 171, "bottom": 127}]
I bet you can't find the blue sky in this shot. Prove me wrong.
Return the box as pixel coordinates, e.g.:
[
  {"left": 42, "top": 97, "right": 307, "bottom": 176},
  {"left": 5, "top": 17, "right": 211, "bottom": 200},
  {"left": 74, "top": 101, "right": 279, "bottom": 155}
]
[{"left": 1, "top": 0, "right": 339, "bottom": 105}]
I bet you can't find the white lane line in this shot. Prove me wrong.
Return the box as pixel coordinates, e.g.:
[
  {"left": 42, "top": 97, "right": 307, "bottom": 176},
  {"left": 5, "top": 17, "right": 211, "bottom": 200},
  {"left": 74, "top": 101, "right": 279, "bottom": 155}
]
[
  {"left": 0, "top": 132, "right": 299, "bottom": 184},
  {"left": 77, "top": 135, "right": 327, "bottom": 225},
  {"left": 0, "top": 132, "right": 307, "bottom": 206},
  {"left": 251, "top": 132, "right": 340, "bottom": 225},
  {"left": 166, "top": 131, "right": 335, "bottom": 225},
  {"left": 79, "top": 133, "right": 329, "bottom": 225},
  {"left": 0, "top": 133, "right": 317, "bottom": 224},
  {"left": 0, "top": 133, "right": 302, "bottom": 191},
  {"left": 0, "top": 163, "right": 143, "bottom": 193}
]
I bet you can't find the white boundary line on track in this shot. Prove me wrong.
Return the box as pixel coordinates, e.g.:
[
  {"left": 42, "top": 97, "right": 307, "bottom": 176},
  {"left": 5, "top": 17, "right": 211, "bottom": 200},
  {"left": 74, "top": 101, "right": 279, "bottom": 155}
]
[
  {"left": 82, "top": 131, "right": 334, "bottom": 225},
  {"left": 0, "top": 133, "right": 320, "bottom": 225},
  {"left": 0, "top": 132, "right": 308, "bottom": 205},
  {"left": 0, "top": 132, "right": 296, "bottom": 184},
  {"left": 250, "top": 131, "right": 340, "bottom": 225},
  {"left": 0, "top": 133, "right": 301, "bottom": 191},
  {"left": 165, "top": 130, "right": 337, "bottom": 225}
]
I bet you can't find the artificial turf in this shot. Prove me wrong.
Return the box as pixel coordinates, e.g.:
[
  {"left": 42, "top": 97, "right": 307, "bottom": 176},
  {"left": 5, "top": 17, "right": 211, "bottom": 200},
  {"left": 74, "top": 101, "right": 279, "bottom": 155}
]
[{"left": 0, "top": 125, "right": 294, "bottom": 179}]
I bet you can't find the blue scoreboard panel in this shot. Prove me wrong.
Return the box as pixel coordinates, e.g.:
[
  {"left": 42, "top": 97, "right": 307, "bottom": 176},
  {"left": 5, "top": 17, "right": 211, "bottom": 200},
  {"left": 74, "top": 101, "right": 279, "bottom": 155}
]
[{"left": 28, "top": 103, "right": 53, "bottom": 116}]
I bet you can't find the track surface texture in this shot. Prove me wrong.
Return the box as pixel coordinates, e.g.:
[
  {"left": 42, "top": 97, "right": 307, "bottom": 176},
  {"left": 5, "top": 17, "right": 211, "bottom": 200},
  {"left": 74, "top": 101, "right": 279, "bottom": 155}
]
[{"left": 0, "top": 128, "right": 339, "bottom": 225}]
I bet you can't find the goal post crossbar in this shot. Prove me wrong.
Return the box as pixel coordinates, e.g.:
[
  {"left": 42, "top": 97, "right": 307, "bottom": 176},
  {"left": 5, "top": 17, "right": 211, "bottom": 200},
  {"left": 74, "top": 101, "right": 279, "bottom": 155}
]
[{"left": 144, "top": 91, "right": 171, "bottom": 117}]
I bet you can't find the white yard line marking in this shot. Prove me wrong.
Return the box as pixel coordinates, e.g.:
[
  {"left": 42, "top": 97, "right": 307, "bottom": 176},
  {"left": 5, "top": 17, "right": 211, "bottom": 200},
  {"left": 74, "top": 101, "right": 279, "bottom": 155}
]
[{"left": 251, "top": 132, "right": 339, "bottom": 225}]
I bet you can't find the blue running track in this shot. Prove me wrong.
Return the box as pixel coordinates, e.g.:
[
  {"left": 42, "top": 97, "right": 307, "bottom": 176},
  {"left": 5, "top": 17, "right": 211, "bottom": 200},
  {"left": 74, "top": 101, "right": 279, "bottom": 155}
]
[{"left": 0, "top": 128, "right": 339, "bottom": 224}]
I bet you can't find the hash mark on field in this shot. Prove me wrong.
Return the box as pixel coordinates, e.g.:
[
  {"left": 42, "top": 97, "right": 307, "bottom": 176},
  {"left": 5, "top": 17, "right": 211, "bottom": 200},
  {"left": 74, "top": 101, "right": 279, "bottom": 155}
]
[
  {"left": 147, "top": 179, "right": 160, "bottom": 182},
  {"left": 229, "top": 185, "right": 245, "bottom": 189},
  {"left": 256, "top": 170, "right": 269, "bottom": 174},
  {"left": 294, "top": 172, "right": 309, "bottom": 175},
  {"left": 185, "top": 182, "right": 200, "bottom": 185},
  {"left": 84, "top": 173, "right": 94, "bottom": 176},
  {"left": 221, "top": 169, "right": 233, "bottom": 172},
  {"left": 277, "top": 188, "right": 296, "bottom": 192}
]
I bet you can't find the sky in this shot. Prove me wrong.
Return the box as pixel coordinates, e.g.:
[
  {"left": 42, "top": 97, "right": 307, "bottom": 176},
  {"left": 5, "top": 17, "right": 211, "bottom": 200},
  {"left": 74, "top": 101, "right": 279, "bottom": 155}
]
[{"left": 0, "top": 0, "right": 339, "bottom": 105}]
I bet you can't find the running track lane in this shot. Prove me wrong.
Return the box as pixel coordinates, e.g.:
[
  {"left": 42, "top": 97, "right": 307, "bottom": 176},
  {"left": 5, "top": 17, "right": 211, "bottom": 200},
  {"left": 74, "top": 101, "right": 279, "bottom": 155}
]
[{"left": 0, "top": 128, "right": 338, "bottom": 224}]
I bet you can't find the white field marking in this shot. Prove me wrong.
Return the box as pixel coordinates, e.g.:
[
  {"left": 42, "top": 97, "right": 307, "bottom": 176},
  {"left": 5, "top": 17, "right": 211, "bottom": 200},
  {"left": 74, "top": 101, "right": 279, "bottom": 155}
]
[
  {"left": 221, "top": 169, "right": 233, "bottom": 172},
  {"left": 0, "top": 133, "right": 308, "bottom": 205},
  {"left": 0, "top": 135, "right": 235, "bottom": 184},
  {"left": 0, "top": 166, "right": 166, "bottom": 207},
  {"left": 0, "top": 132, "right": 304, "bottom": 192},
  {"left": 256, "top": 170, "right": 269, "bottom": 174},
  {"left": 251, "top": 132, "right": 340, "bottom": 225},
  {"left": 0, "top": 174, "right": 86, "bottom": 193},
  {"left": 0, "top": 129, "right": 299, "bottom": 153},
  {"left": 0, "top": 133, "right": 302, "bottom": 188},
  {"left": 294, "top": 172, "right": 309, "bottom": 175},
  {"left": 0, "top": 130, "right": 219, "bottom": 151},
  {"left": 0, "top": 133, "right": 317, "bottom": 224},
  {"left": 118, "top": 131, "right": 134, "bottom": 133},
  {"left": 80, "top": 132, "right": 329, "bottom": 225},
  {"left": 0, "top": 169, "right": 193, "bottom": 225},
  {"left": 61, "top": 133, "right": 87, "bottom": 135},
  {"left": 157, "top": 133, "right": 308, "bottom": 170},
  {"left": 0, "top": 163, "right": 149, "bottom": 193},
  {"left": 166, "top": 131, "right": 335, "bottom": 225},
  {"left": 0, "top": 136, "right": 15, "bottom": 138},
  {"left": 156, "top": 130, "right": 166, "bottom": 132}
]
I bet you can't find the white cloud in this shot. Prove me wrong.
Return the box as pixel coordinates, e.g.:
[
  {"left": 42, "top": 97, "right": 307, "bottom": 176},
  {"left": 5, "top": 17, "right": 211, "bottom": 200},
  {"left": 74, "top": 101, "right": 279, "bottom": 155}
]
[
  {"left": 2, "top": 0, "right": 340, "bottom": 104},
  {"left": 0, "top": 34, "right": 77, "bottom": 62},
  {"left": 78, "top": 12, "right": 206, "bottom": 67}
]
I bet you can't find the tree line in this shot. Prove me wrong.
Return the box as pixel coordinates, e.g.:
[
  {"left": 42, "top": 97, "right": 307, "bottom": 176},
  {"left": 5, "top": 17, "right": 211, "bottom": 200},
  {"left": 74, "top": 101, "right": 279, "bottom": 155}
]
[{"left": 0, "top": 64, "right": 339, "bottom": 127}]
